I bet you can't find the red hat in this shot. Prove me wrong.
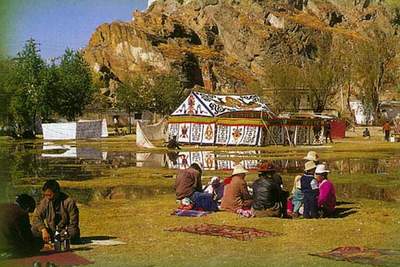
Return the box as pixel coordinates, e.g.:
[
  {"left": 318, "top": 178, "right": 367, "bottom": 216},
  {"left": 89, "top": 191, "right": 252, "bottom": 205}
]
[{"left": 257, "top": 161, "right": 275, "bottom": 172}]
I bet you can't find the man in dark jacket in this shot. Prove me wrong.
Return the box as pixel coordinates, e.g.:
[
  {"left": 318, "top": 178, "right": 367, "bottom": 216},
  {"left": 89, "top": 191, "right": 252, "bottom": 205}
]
[
  {"left": 0, "top": 194, "right": 42, "bottom": 258},
  {"left": 32, "top": 180, "right": 80, "bottom": 244},
  {"left": 251, "top": 162, "right": 282, "bottom": 217}
]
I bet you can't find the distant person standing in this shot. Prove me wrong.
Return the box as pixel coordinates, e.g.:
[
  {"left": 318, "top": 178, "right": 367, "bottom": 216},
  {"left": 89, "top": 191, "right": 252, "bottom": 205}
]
[
  {"left": 323, "top": 120, "right": 333, "bottom": 143},
  {"left": 167, "top": 135, "right": 181, "bottom": 150},
  {"left": 383, "top": 121, "right": 391, "bottom": 142}
]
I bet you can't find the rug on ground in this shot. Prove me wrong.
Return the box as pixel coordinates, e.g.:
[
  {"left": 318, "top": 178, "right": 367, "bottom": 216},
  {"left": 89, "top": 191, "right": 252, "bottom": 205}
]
[
  {"left": 165, "top": 223, "right": 281, "bottom": 241},
  {"left": 310, "top": 246, "right": 400, "bottom": 267},
  {"left": 1, "top": 251, "right": 94, "bottom": 267}
]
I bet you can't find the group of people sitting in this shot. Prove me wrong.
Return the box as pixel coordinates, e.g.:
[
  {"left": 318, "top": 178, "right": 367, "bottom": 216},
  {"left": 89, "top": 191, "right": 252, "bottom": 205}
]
[
  {"left": 0, "top": 180, "right": 80, "bottom": 259},
  {"left": 175, "top": 150, "right": 336, "bottom": 219}
]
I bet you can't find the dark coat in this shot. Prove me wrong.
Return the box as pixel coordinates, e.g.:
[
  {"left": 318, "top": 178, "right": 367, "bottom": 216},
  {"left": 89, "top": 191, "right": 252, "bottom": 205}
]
[
  {"left": 0, "top": 203, "right": 40, "bottom": 257},
  {"left": 32, "top": 192, "right": 80, "bottom": 241},
  {"left": 252, "top": 177, "right": 280, "bottom": 210},
  {"left": 175, "top": 167, "right": 202, "bottom": 200}
]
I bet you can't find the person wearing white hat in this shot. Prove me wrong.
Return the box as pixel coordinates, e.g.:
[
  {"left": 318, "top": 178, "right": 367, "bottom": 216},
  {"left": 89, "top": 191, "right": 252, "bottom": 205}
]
[
  {"left": 315, "top": 164, "right": 336, "bottom": 217},
  {"left": 300, "top": 161, "right": 319, "bottom": 218},
  {"left": 303, "top": 151, "right": 319, "bottom": 163},
  {"left": 220, "top": 164, "right": 253, "bottom": 212}
]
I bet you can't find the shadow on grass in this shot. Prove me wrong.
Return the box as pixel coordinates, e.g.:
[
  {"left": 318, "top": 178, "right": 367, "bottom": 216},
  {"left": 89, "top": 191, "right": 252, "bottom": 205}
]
[
  {"left": 332, "top": 207, "right": 358, "bottom": 218},
  {"left": 336, "top": 201, "right": 355, "bottom": 205},
  {"left": 78, "top": 236, "right": 117, "bottom": 245}
]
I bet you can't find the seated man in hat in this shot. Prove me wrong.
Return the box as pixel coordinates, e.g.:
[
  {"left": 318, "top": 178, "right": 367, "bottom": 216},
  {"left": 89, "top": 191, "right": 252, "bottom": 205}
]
[
  {"left": 315, "top": 164, "right": 336, "bottom": 217},
  {"left": 221, "top": 164, "right": 253, "bottom": 212},
  {"left": 300, "top": 161, "right": 319, "bottom": 219},
  {"left": 0, "top": 194, "right": 42, "bottom": 258},
  {"left": 251, "top": 161, "right": 283, "bottom": 217},
  {"left": 32, "top": 180, "right": 80, "bottom": 245}
]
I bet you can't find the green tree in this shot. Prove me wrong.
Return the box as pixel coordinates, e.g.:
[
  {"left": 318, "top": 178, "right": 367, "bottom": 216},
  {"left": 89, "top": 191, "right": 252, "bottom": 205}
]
[
  {"left": 353, "top": 31, "right": 399, "bottom": 121},
  {"left": 0, "top": 58, "right": 15, "bottom": 132},
  {"left": 11, "top": 39, "right": 45, "bottom": 137},
  {"left": 51, "top": 49, "right": 94, "bottom": 121},
  {"left": 116, "top": 76, "right": 150, "bottom": 133},
  {"left": 150, "top": 74, "right": 186, "bottom": 116}
]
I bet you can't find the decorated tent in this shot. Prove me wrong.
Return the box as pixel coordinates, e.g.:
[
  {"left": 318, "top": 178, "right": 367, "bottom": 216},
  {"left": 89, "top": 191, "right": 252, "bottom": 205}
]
[{"left": 168, "top": 91, "right": 274, "bottom": 146}]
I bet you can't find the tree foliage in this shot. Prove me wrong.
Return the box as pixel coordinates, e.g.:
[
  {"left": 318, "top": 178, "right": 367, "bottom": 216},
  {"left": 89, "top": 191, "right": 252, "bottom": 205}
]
[{"left": 0, "top": 39, "right": 96, "bottom": 137}]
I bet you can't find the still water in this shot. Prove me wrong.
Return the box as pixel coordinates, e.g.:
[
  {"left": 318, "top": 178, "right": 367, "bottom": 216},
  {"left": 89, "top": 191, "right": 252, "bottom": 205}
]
[{"left": 1, "top": 140, "right": 399, "bottom": 203}]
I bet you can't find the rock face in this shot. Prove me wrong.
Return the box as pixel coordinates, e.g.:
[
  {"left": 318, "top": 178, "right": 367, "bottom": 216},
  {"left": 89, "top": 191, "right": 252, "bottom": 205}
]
[{"left": 84, "top": 0, "right": 398, "bottom": 93}]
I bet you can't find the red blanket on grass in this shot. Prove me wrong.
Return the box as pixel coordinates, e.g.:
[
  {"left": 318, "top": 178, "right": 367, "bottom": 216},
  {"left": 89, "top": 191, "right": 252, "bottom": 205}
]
[
  {"left": 1, "top": 251, "right": 94, "bottom": 267},
  {"left": 165, "top": 223, "right": 281, "bottom": 241},
  {"left": 310, "top": 246, "right": 400, "bottom": 266}
]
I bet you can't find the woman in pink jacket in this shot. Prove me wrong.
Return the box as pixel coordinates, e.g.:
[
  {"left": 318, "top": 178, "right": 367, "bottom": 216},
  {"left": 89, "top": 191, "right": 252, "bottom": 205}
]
[{"left": 315, "top": 164, "right": 336, "bottom": 217}]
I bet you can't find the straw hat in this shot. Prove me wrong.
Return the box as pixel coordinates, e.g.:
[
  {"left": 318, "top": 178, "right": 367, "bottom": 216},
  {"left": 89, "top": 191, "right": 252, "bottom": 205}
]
[
  {"left": 304, "top": 161, "right": 317, "bottom": 171},
  {"left": 315, "top": 164, "right": 330, "bottom": 174},
  {"left": 303, "top": 151, "right": 318, "bottom": 162},
  {"left": 232, "top": 164, "right": 248, "bottom": 176}
]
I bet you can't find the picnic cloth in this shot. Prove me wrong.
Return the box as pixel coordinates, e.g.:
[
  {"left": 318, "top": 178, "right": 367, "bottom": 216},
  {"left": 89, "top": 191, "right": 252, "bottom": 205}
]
[
  {"left": 172, "top": 209, "right": 210, "bottom": 217},
  {"left": 310, "top": 246, "right": 400, "bottom": 266},
  {"left": 1, "top": 251, "right": 94, "bottom": 267},
  {"left": 165, "top": 223, "right": 281, "bottom": 241}
]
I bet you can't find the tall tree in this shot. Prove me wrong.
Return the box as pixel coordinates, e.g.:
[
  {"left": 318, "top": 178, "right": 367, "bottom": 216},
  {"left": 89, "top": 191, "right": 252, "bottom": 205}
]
[
  {"left": 353, "top": 31, "right": 399, "bottom": 120},
  {"left": 11, "top": 39, "right": 45, "bottom": 137},
  {"left": 150, "top": 74, "right": 186, "bottom": 116},
  {"left": 0, "top": 58, "right": 15, "bottom": 133},
  {"left": 51, "top": 49, "right": 94, "bottom": 121},
  {"left": 116, "top": 76, "right": 149, "bottom": 133}
]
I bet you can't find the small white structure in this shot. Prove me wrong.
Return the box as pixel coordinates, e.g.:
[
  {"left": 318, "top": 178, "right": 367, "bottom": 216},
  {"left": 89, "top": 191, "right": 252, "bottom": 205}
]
[
  {"left": 349, "top": 101, "right": 374, "bottom": 125},
  {"left": 42, "top": 119, "right": 108, "bottom": 140}
]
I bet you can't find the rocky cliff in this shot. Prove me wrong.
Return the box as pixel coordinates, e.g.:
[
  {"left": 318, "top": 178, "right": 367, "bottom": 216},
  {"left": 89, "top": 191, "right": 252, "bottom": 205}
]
[{"left": 84, "top": 0, "right": 399, "bottom": 94}]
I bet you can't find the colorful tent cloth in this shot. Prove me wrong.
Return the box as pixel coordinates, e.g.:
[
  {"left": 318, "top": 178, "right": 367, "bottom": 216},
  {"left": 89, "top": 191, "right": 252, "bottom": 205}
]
[
  {"left": 165, "top": 224, "right": 280, "bottom": 241},
  {"left": 172, "top": 209, "right": 210, "bottom": 217},
  {"left": 1, "top": 251, "right": 94, "bottom": 267},
  {"left": 310, "top": 246, "right": 400, "bottom": 266},
  {"left": 171, "top": 91, "right": 274, "bottom": 117}
]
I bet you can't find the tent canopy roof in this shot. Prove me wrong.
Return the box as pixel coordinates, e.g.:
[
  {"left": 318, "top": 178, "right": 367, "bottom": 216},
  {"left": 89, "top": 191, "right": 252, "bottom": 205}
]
[{"left": 171, "top": 91, "right": 274, "bottom": 117}]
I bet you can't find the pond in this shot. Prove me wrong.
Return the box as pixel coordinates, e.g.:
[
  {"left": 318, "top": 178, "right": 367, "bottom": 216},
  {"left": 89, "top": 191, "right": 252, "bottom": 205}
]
[{"left": 1, "top": 140, "right": 399, "bottom": 203}]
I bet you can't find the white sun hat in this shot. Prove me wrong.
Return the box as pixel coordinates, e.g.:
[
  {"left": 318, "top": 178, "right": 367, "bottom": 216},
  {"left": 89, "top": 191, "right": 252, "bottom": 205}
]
[
  {"left": 232, "top": 164, "right": 248, "bottom": 176},
  {"left": 303, "top": 151, "right": 319, "bottom": 161},
  {"left": 304, "top": 161, "right": 317, "bottom": 171},
  {"left": 315, "top": 164, "right": 330, "bottom": 174}
]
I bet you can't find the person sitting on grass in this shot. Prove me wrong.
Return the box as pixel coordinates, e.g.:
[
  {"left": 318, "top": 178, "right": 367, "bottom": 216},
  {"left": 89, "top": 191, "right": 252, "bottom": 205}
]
[
  {"left": 175, "top": 162, "right": 218, "bottom": 211},
  {"left": 0, "top": 194, "right": 42, "bottom": 259},
  {"left": 290, "top": 175, "right": 303, "bottom": 218},
  {"left": 363, "top": 128, "right": 371, "bottom": 139},
  {"left": 300, "top": 161, "right": 319, "bottom": 219},
  {"left": 315, "top": 164, "right": 336, "bottom": 217},
  {"left": 32, "top": 180, "right": 80, "bottom": 246},
  {"left": 167, "top": 135, "right": 181, "bottom": 150},
  {"left": 251, "top": 162, "right": 282, "bottom": 218},
  {"left": 220, "top": 164, "right": 253, "bottom": 212}
]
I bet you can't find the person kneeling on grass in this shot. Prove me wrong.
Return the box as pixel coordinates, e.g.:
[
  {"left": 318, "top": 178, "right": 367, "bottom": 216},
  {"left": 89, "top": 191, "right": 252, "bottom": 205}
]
[
  {"left": 220, "top": 165, "right": 253, "bottom": 212},
  {"left": 251, "top": 162, "right": 282, "bottom": 218},
  {"left": 32, "top": 180, "right": 80, "bottom": 246},
  {"left": 315, "top": 164, "right": 336, "bottom": 217}
]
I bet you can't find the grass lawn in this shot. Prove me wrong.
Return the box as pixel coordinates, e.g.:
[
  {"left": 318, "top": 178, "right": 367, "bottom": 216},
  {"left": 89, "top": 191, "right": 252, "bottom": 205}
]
[{"left": 3, "top": 132, "right": 400, "bottom": 266}]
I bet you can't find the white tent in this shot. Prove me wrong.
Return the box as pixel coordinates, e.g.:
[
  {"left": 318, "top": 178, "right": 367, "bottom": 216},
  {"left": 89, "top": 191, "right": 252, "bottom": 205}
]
[{"left": 42, "top": 119, "right": 108, "bottom": 140}]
